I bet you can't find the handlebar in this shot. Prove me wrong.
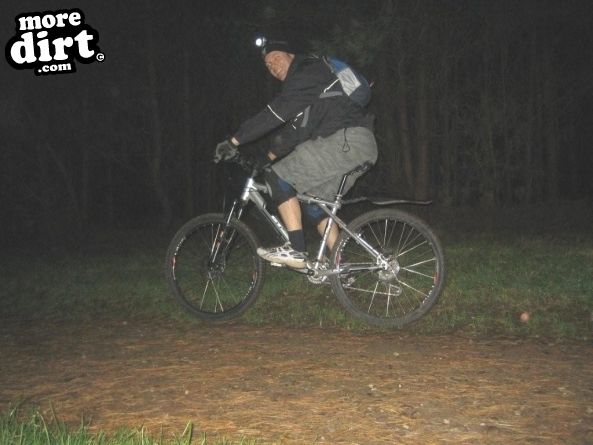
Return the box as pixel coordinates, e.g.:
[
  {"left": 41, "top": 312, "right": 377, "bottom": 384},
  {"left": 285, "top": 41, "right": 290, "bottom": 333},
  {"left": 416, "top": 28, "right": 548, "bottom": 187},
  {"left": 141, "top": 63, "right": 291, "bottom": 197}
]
[{"left": 224, "top": 152, "right": 271, "bottom": 176}]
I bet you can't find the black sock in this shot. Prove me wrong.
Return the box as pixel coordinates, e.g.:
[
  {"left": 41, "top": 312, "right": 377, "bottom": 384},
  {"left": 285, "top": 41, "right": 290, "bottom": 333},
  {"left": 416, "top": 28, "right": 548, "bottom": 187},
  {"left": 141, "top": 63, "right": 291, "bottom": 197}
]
[{"left": 287, "top": 230, "right": 306, "bottom": 253}]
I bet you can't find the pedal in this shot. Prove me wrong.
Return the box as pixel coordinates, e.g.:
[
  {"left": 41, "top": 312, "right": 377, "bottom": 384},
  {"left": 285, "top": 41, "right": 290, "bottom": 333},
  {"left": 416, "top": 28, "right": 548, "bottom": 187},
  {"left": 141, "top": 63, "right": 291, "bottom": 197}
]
[{"left": 270, "top": 262, "right": 284, "bottom": 268}]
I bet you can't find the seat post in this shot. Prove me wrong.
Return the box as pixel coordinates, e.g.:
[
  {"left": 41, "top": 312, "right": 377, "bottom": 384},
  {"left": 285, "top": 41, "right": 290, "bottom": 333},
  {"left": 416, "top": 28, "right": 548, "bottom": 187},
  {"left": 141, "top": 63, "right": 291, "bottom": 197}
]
[
  {"left": 336, "top": 173, "right": 350, "bottom": 198},
  {"left": 335, "top": 162, "right": 372, "bottom": 199}
]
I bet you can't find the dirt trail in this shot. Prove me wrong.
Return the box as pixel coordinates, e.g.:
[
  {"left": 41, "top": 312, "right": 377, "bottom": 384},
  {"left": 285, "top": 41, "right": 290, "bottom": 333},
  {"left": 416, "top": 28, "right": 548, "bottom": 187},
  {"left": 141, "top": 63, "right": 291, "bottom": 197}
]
[{"left": 0, "top": 319, "right": 592, "bottom": 444}]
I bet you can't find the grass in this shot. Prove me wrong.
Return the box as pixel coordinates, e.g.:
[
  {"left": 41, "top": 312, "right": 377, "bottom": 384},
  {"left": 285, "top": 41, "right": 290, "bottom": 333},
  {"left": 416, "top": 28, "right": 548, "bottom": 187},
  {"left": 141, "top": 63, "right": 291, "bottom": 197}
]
[
  {"left": 0, "top": 205, "right": 591, "bottom": 339},
  {"left": 417, "top": 234, "right": 593, "bottom": 338},
  {"left": 0, "top": 404, "right": 257, "bottom": 445},
  {"left": 0, "top": 230, "right": 177, "bottom": 322}
]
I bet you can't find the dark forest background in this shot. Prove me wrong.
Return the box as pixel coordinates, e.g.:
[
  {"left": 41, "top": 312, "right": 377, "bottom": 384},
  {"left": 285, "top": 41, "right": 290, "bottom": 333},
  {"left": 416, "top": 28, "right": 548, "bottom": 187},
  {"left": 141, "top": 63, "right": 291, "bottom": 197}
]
[{"left": 1, "top": 0, "right": 592, "bottom": 247}]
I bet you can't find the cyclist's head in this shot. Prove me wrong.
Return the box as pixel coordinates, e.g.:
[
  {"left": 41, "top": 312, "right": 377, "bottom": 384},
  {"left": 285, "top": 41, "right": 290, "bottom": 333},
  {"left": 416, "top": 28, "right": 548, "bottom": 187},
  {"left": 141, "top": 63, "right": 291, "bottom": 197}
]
[{"left": 255, "top": 37, "right": 295, "bottom": 81}]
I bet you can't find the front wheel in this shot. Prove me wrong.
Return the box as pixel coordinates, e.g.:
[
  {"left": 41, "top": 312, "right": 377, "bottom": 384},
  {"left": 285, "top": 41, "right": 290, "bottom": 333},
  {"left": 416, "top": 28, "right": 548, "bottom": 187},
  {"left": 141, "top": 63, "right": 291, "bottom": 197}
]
[
  {"left": 165, "top": 213, "right": 265, "bottom": 321},
  {"left": 330, "top": 209, "right": 445, "bottom": 328}
]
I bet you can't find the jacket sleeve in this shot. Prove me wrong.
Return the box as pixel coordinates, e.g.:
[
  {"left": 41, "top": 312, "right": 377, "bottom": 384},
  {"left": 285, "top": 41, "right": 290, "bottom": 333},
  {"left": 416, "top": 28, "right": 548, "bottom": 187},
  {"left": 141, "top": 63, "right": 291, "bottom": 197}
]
[
  {"left": 269, "top": 124, "right": 300, "bottom": 158},
  {"left": 233, "top": 61, "right": 326, "bottom": 145}
]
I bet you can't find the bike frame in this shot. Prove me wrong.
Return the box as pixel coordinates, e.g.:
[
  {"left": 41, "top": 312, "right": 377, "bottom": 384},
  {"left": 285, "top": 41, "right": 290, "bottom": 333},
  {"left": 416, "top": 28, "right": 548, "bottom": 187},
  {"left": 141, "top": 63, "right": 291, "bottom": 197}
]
[{"left": 226, "top": 167, "right": 391, "bottom": 276}]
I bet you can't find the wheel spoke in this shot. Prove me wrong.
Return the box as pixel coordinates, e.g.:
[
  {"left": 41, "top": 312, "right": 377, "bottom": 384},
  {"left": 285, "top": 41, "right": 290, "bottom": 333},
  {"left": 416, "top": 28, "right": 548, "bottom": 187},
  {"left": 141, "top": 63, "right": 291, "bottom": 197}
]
[
  {"left": 385, "top": 219, "right": 397, "bottom": 250},
  {"left": 200, "top": 277, "right": 212, "bottom": 310},
  {"left": 401, "top": 266, "right": 435, "bottom": 279},
  {"left": 367, "top": 281, "right": 379, "bottom": 313},
  {"left": 397, "top": 278, "right": 430, "bottom": 299},
  {"left": 397, "top": 238, "right": 427, "bottom": 258},
  {"left": 402, "top": 256, "right": 436, "bottom": 270},
  {"left": 367, "top": 224, "right": 384, "bottom": 249},
  {"left": 210, "top": 277, "right": 225, "bottom": 313}
]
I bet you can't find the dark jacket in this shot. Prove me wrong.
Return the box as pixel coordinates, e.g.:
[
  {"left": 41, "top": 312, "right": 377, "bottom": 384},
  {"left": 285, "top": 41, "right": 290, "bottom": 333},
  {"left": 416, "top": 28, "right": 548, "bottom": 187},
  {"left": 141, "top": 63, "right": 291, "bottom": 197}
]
[{"left": 233, "top": 54, "right": 370, "bottom": 157}]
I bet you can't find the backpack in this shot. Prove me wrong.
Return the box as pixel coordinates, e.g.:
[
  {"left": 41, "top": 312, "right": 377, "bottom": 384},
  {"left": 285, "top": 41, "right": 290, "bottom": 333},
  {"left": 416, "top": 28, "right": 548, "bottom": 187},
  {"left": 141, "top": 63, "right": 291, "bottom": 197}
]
[{"left": 322, "top": 56, "right": 372, "bottom": 107}]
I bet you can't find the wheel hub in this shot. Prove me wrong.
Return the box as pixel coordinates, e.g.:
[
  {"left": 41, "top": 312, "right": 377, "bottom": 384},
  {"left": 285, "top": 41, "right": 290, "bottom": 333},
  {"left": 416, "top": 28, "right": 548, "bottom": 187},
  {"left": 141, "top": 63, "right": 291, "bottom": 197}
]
[
  {"left": 206, "top": 256, "right": 226, "bottom": 278},
  {"left": 377, "top": 256, "right": 400, "bottom": 282}
]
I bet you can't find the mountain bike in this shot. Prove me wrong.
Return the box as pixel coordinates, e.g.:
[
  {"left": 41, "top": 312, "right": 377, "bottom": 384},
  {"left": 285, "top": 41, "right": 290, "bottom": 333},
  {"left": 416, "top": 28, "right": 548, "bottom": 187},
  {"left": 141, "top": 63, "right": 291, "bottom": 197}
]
[{"left": 164, "top": 155, "right": 445, "bottom": 328}]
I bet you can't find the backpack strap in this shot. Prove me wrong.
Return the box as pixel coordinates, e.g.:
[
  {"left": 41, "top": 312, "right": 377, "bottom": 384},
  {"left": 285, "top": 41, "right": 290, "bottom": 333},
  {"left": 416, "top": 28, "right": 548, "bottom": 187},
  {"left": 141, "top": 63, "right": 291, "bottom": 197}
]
[
  {"left": 321, "top": 60, "right": 343, "bottom": 98},
  {"left": 320, "top": 76, "right": 342, "bottom": 98}
]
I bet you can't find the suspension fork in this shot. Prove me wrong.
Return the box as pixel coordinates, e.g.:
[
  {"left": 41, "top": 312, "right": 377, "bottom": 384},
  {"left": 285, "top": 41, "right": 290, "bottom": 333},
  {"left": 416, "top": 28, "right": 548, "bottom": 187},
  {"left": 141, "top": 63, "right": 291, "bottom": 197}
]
[{"left": 208, "top": 198, "right": 246, "bottom": 266}]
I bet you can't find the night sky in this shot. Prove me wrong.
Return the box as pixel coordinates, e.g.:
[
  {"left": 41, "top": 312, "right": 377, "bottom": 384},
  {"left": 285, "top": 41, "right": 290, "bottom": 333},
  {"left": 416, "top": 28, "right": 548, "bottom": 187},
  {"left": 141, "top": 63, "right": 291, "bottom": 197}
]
[{"left": 1, "top": 0, "right": 592, "bottom": 247}]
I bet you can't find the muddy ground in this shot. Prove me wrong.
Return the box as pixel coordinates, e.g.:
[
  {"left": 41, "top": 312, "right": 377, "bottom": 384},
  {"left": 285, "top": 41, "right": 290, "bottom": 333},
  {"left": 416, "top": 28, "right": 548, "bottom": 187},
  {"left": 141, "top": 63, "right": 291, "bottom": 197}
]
[{"left": 0, "top": 319, "right": 592, "bottom": 444}]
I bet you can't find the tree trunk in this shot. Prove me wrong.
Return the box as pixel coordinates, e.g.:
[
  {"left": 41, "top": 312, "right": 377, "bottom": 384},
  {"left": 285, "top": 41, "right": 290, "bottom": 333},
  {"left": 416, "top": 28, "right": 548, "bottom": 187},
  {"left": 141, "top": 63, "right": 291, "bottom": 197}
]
[
  {"left": 396, "top": 70, "right": 414, "bottom": 195},
  {"left": 524, "top": 31, "right": 536, "bottom": 204},
  {"left": 542, "top": 44, "right": 559, "bottom": 201},
  {"left": 147, "top": 39, "right": 172, "bottom": 227},
  {"left": 415, "top": 59, "right": 430, "bottom": 200},
  {"left": 81, "top": 92, "right": 90, "bottom": 224},
  {"left": 45, "top": 142, "right": 82, "bottom": 234},
  {"left": 500, "top": 42, "right": 514, "bottom": 203},
  {"left": 183, "top": 48, "right": 194, "bottom": 218}
]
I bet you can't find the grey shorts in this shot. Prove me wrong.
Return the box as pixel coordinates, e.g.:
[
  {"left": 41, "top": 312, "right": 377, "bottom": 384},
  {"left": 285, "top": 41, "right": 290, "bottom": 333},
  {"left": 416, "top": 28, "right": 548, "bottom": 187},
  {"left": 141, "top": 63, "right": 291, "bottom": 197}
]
[{"left": 272, "top": 127, "right": 377, "bottom": 200}]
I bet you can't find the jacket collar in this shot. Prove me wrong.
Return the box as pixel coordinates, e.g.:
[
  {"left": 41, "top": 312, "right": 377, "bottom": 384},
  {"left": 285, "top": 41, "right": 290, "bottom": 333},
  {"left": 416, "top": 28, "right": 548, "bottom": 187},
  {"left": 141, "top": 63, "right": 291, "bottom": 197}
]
[{"left": 284, "top": 54, "right": 303, "bottom": 81}]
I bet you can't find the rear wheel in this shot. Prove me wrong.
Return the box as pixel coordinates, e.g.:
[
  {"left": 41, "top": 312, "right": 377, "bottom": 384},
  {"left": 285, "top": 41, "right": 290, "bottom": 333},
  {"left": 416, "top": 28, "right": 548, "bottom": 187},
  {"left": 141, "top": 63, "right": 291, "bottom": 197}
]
[
  {"left": 330, "top": 209, "right": 445, "bottom": 327},
  {"left": 165, "top": 213, "right": 265, "bottom": 321}
]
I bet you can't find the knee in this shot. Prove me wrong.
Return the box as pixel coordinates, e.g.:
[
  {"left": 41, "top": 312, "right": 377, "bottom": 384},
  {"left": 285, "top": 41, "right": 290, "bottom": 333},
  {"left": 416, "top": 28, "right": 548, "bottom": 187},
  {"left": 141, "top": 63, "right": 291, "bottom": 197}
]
[
  {"left": 264, "top": 169, "right": 296, "bottom": 205},
  {"left": 304, "top": 204, "right": 327, "bottom": 225}
]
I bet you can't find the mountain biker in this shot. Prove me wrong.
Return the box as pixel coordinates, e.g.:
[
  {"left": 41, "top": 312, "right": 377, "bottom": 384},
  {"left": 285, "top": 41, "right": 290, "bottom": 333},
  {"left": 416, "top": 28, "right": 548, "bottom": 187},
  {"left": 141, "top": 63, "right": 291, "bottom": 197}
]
[{"left": 213, "top": 39, "right": 377, "bottom": 269}]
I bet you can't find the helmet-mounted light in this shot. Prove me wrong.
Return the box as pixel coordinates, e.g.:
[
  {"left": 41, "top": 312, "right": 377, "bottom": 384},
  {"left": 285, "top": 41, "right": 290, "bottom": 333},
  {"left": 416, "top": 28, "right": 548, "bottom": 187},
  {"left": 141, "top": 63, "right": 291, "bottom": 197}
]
[
  {"left": 253, "top": 35, "right": 292, "bottom": 58},
  {"left": 254, "top": 36, "right": 267, "bottom": 48}
]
